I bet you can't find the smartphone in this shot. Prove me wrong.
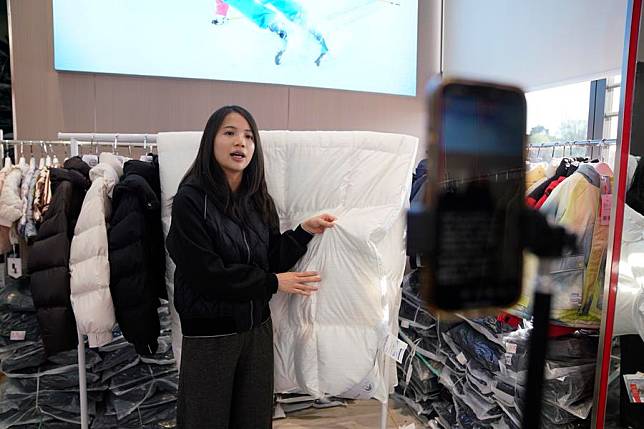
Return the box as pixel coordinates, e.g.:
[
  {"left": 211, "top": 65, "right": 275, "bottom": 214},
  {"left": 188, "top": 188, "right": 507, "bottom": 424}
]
[{"left": 422, "top": 78, "right": 526, "bottom": 311}]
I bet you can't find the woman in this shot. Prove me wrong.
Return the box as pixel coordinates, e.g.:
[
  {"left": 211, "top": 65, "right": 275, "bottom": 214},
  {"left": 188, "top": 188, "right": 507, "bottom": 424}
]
[{"left": 166, "top": 105, "right": 335, "bottom": 428}]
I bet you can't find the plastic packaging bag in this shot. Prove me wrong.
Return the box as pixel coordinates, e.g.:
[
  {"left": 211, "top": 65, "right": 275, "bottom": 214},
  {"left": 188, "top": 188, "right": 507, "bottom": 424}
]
[
  {"left": 0, "top": 343, "right": 46, "bottom": 374},
  {"left": 92, "top": 397, "right": 177, "bottom": 429},
  {"left": 95, "top": 340, "right": 139, "bottom": 374},
  {"left": 0, "top": 312, "right": 39, "bottom": 342},
  {"left": 0, "top": 277, "right": 35, "bottom": 313},
  {"left": 110, "top": 373, "right": 178, "bottom": 419},
  {"left": 139, "top": 335, "right": 174, "bottom": 366},
  {"left": 399, "top": 293, "right": 437, "bottom": 338},
  {"left": 109, "top": 362, "right": 177, "bottom": 392},
  {"left": 448, "top": 323, "right": 504, "bottom": 373}
]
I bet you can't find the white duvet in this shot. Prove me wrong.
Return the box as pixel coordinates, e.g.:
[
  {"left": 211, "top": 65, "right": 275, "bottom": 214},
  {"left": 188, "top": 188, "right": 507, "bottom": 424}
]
[{"left": 157, "top": 130, "right": 418, "bottom": 401}]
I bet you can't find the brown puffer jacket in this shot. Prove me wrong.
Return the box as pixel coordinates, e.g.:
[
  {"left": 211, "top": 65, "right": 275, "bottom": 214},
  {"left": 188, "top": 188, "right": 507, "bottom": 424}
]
[{"left": 28, "top": 157, "right": 90, "bottom": 355}]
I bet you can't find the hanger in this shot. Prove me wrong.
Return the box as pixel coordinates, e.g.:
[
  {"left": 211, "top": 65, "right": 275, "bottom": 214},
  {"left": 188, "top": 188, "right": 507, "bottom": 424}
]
[
  {"left": 82, "top": 136, "right": 99, "bottom": 167},
  {"left": 4, "top": 142, "right": 13, "bottom": 169},
  {"left": 50, "top": 144, "right": 59, "bottom": 167},
  {"left": 44, "top": 142, "right": 52, "bottom": 167},
  {"left": 18, "top": 142, "right": 27, "bottom": 168},
  {"left": 594, "top": 139, "right": 614, "bottom": 176},
  {"left": 29, "top": 143, "right": 36, "bottom": 169},
  {"left": 38, "top": 142, "right": 45, "bottom": 169}
]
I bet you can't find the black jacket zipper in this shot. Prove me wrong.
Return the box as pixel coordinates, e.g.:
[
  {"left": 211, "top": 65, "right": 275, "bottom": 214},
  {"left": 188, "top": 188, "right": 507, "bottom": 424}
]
[{"left": 242, "top": 229, "right": 253, "bottom": 328}]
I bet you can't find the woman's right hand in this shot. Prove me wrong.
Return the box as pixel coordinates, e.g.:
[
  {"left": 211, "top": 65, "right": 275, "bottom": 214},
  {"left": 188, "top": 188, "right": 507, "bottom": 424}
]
[{"left": 276, "top": 271, "right": 321, "bottom": 296}]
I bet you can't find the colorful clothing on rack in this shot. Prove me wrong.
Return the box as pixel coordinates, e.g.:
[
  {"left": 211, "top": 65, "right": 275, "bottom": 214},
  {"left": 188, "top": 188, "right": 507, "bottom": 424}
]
[
  {"left": 525, "top": 176, "right": 547, "bottom": 197},
  {"left": 23, "top": 168, "right": 40, "bottom": 240},
  {"left": 18, "top": 166, "right": 36, "bottom": 238},
  {"left": 526, "top": 158, "right": 577, "bottom": 207},
  {"left": 33, "top": 167, "right": 51, "bottom": 224},
  {"left": 525, "top": 164, "right": 547, "bottom": 189},
  {"left": 513, "top": 164, "right": 606, "bottom": 328},
  {"left": 534, "top": 176, "right": 567, "bottom": 209}
]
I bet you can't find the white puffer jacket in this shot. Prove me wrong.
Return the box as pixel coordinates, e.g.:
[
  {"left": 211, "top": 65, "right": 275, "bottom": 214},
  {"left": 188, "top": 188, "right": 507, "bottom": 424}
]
[
  {"left": 0, "top": 166, "right": 26, "bottom": 254},
  {"left": 70, "top": 153, "right": 123, "bottom": 348},
  {"left": 0, "top": 166, "right": 25, "bottom": 227}
]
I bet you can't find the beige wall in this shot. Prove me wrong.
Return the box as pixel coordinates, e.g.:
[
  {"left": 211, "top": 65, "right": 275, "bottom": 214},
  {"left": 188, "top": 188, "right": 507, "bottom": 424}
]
[{"left": 9, "top": 0, "right": 440, "bottom": 145}]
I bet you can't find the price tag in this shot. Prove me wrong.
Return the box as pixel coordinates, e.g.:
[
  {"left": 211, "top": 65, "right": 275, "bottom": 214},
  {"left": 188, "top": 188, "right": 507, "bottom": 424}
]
[
  {"left": 456, "top": 352, "right": 467, "bottom": 365},
  {"left": 601, "top": 194, "right": 612, "bottom": 225},
  {"left": 400, "top": 424, "right": 416, "bottom": 429},
  {"left": 10, "top": 331, "right": 26, "bottom": 341},
  {"left": 383, "top": 334, "right": 408, "bottom": 364},
  {"left": 401, "top": 319, "right": 410, "bottom": 329},
  {"left": 7, "top": 257, "right": 22, "bottom": 279},
  {"left": 505, "top": 353, "right": 513, "bottom": 365}
]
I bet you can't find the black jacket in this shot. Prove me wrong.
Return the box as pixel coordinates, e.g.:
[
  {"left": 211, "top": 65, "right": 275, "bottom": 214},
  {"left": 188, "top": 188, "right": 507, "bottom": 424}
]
[
  {"left": 166, "top": 177, "right": 312, "bottom": 336},
  {"left": 28, "top": 157, "right": 90, "bottom": 356},
  {"left": 108, "top": 157, "right": 166, "bottom": 355},
  {"left": 627, "top": 156, "right": 644, "bottom": 215}
]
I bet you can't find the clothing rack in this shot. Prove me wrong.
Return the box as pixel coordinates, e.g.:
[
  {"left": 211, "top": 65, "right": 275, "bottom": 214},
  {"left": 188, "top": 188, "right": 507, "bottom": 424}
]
[
  {"left": 527, "top": 138, "right": 617, "bottom": 160},
  {"left": 56, "top": 133, "right": 159, "bottom": 429},
  {"left": 0, "top": 133, "right": 160, "bottom": 428}
]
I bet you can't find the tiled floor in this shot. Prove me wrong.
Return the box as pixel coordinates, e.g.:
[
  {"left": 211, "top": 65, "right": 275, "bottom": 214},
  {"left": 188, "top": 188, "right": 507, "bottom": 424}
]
[{"left": 273, "top": 399, "right": 422, "bottom": 429}]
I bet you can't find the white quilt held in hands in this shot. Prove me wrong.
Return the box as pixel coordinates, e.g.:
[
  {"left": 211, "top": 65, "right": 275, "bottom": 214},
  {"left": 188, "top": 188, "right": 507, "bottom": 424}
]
[{"left": 157, "top": 131, "right": 417, "bottom": 402}]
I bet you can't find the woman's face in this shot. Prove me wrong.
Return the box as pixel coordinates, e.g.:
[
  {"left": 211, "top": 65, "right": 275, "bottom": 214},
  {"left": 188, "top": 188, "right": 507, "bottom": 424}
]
[{"left": 213, "top": 112, "right": 256, "bottom": 178}]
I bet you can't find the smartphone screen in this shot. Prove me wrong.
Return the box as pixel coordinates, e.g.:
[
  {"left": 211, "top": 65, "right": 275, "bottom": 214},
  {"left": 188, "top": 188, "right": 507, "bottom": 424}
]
[{"left": 426, "top": 82, "right": 526, "bottom": 310}]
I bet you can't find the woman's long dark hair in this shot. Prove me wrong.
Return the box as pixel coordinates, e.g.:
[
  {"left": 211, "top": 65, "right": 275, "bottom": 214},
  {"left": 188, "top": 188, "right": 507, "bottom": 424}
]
[{"left": 180, "top": 105, "right": 278, "bottom": 229}]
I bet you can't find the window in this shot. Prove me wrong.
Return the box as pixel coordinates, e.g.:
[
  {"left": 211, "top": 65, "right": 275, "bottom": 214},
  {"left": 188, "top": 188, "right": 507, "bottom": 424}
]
[
  {"left": 604, "top": 75, "right": 621, "bottom": 139},
  {"left": 526, "top": 81, "right": 591, "bottom": 147}
]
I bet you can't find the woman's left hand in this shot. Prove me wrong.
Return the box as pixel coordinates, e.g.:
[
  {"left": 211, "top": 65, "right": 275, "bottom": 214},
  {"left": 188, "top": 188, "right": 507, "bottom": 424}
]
[{"left": 301, "top": 214, "right": 337, "bottom": 235}]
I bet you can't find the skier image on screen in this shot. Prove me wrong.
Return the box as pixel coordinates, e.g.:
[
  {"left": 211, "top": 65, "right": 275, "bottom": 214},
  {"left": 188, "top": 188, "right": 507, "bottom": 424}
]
[{"left": 212, "top": 0, "right": 329, "bottom": 66}]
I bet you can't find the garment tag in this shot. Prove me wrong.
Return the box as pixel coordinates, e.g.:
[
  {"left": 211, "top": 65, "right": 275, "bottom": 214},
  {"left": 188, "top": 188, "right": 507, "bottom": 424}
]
[
  {"left": 505, "top": 353, "right": 513, "bottom": 365},
  {"left": 456, "top": 352, "right": 468, "bottom": 365},
  {"left": 401, "top": 319, "right": 410, "bottom": 329},
  {"left": 383, "top": 334, "right": 408, "bottom": 364},
  {"left": 506, "top": 343, "right": 517, "bottom": 354},
  {"left": 570, "top": 292, "right": 581, "bottom": 306},
  {"left": 600, "top": 194, "right": 612, "bottom": 225},
  {"left": 499, "top": 360, "right": 507, "bottom": 375},
  {"left": 10, "top": 330, "right": 26, "bottom": 341},
  {"left": 7, "top": 257, "right": 22, "bottom": 279},
  {"left": 405, "top": 360, "right": 414, "bottom": 385}
]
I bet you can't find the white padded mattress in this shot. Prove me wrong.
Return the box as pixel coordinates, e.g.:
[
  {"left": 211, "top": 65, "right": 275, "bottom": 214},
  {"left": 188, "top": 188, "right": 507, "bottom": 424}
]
[{"left": 157, "top": 130, "right": 417, "bottom": 401}]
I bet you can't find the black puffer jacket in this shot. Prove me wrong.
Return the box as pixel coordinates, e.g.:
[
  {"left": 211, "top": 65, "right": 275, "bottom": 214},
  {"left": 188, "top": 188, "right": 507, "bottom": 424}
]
[
  {"left": 28, "top": 157, "right": 90, "bottom": 355},
  {"left": 166, "top": 177, "right": 312, "bottom": 336},
  {"left": 108, "top": 157, "right": 166, "bottom": 355}
]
